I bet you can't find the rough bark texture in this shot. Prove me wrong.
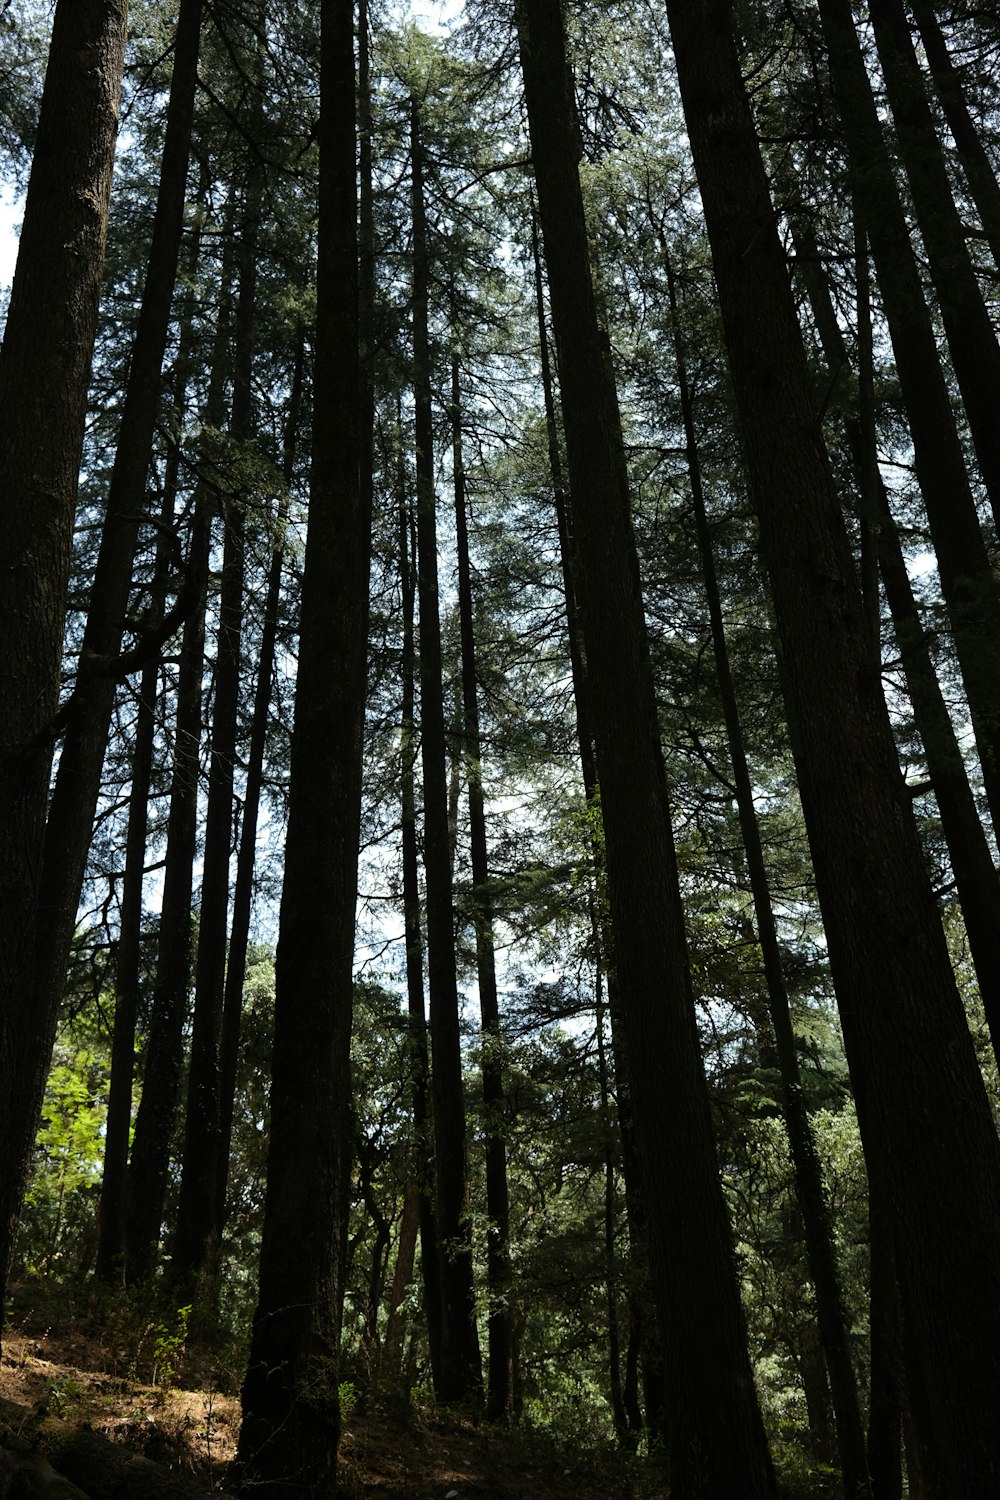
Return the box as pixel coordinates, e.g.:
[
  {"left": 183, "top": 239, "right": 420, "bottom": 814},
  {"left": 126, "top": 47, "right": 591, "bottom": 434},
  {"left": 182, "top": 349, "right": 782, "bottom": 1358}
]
[
  {"left": 0, "top": 0, "right": 128, "bottom": 1317},
  {"left": 665, "top": 0, "right": 1000, "bottom": 1490},
  {"left": 235, "top": 0, "right": 369, "bottom": 1491},
  {"left": 516, "top": 0, "right": 777, "bottom": 1492}
]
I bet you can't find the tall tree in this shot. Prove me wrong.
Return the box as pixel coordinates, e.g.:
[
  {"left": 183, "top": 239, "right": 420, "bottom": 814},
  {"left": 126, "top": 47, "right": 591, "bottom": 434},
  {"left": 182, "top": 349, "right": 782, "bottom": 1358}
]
[
  {"left": 410, "top": 91, "right": 482, "bottom": 1407},
  {"left": 663, "top": 0, "right": 1000, "bottom": 1488},
  {"left": 235, "top": 0, "right": 372, "bottom": 1489},
  {"left": 515, "top": 0, "right": 778, "bottom": 1492},
  {"left": 0, "top": 0, "right": 128, "bottom": 1318}
]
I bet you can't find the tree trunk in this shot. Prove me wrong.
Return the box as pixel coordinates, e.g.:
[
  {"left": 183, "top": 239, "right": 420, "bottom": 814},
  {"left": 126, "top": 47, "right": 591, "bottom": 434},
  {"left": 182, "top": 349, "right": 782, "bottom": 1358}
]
[
  {"left": 95, "top": 459, "right": 180, "bottom": 1284},
  {"left": 664, "top": 254, "right": 871, "bottom": 1499},
  {"left": 516, "top": 1, "right": 778, "bottom": 1492},
  {"left": 815, "top": 0, "right": 1000, "bottom": 837},
  {"left": 410, "top": 99, "right": 482, "bottom": 1408},
  {"left": 398, "top": 478, "right": 444, "bottom": 1394},
  {"left": 866, "top": 0, "right": 1000, "bottom": 527},
  {"left": 664, "top": 0, "right": 1000, "bottom": 1490},
  {"left": 451, "top": 353, "right": 514, "bottom": 1422},
  {"left": 235, "top": 0, "right": 370, "bottom": 1489},
  {"left": 0, "top": 0, "right": 128, "bottom": 1321},
  {"left": 172, "top": 177, "right": 259, "bottom": 1293},
  {"left": 215, "top": 333, "right": 305, "bottom": 1240},
  {"left": 124, "top": 517, "right": 209, "bottom": 1283},
  {"left": 792, "top": 217, "right": 1000, "bottom": 1066},
  {"left": 908, "top": 0, "right": 1000, "bottom": 273}
]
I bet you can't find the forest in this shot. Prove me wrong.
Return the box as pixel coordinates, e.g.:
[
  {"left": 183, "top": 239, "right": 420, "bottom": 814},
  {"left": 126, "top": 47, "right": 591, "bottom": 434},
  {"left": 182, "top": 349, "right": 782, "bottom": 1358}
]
[{"left": 1, "top": 0, "right": 999, "bottom": 1494}]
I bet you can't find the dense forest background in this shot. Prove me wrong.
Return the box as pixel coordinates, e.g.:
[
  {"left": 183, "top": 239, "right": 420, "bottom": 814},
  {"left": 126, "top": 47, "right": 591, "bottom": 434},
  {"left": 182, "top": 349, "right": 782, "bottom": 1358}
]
[{"left": 1, "top": 0, "right": 999, "bottom": 1495}]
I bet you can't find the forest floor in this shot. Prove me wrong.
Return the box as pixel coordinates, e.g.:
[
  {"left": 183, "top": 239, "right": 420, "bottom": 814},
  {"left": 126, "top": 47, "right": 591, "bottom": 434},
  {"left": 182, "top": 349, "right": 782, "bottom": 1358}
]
[{"left": 0, "top": 1290, "right": 653, "bottom": 1499}]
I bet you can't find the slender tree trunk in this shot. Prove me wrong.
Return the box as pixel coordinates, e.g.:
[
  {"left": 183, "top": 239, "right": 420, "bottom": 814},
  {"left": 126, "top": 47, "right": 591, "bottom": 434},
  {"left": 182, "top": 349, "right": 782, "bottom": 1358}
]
[
  {"left": 664, "top": 0, "right": 1000, "bottom": 1490},
  {"left": 383, "top": 1178, "right": 421, "bottom": 1377},
  {"left": 793, "top": 218, "right": 1000, "bottom": 1066},
  {"left": 398, "top": 480, "right": 444, "bottom": 1393},
  {"left": 124, "top": 516, "right": 209, "bottom": 1283},
  {"left": 0, "top": 0, "right": 128, "bottom": 1319},
  {"left": 235, "top": 0, "right": 370, "bottom": 1489},
  {"left": 664, "top": 256, "right": 871, "bottom": 1499},
  {"left": 516, "top": 1, "right": 777, "bottom": 1491},
  {"left": 451, "top": 353, "right": 515, "bottom": 1422},
  {"left": 866, "top": 0, "right": 1000, "bottom": 525},
  {"left": 215, "top": 334, "right": 305, "bottom": 1238},
  {"left": 908, "top": 0, "right": 1000, "bottom": 272},
  {"left": 95, "top": 460, "right": 181, "bottom": 1284},
  {"left": 532, "top": 209, "right": 663, "bottom": 1441},
  {"left": 816, "top": 0, "right": 1000, "bottom": 836},
  {"left": 172, "top": 180, "right": 259, "bottom": 1292},
  {"left": 409, "top": 99, "right": 481, "bottom": 1408}
]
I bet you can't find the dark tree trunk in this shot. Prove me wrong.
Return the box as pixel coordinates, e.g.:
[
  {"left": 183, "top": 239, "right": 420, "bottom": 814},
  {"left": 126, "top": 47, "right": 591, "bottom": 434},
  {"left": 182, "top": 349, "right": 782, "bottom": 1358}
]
[
  {"left": 95, "top": 464, "right": 180, "bottom": 1284},
  {"left": 532, "top": 208, "right": 663, "bottom": 1445},
  {"left": 816, "top": 0, "right": 1000, "bottom": 837},
  {"left": 663, "top": 0, "right": 1000, "bottom": 1491},
  {"left": 866, "top": 0, "right": 1000, "bottom": 526},
  {"left": 398, "top": 480, "right": 444, "bottom": 1393},
  {"left": 124, "top": 518, "right": 210, "bottom": 1284},
  {"left": 516, "top": 1, "right": 777, "bottom": 1492},
  {"left": 235, "top": 0, "right": 370, "bottom": 1490},
  {"left": 451, "top": 354, "right": 515, "bottom": 1422},
  {"left": 215, "top": 334, "right": 305, "bottom": 1239},
  {"left": 793, "top": 219, "right": 1000, "bottom": 1067},
  {"left": 172, "top": 178, "right": 259, "bottom": 1293},
  {"left": 410, "top": 100, "right": 481, "bottom": 1407},
  {"left": 664, "top": 257, "right": 870, "bottom": 1499},
  {"left": 0, "top": 0, "right": 128, "bottom": 1318},
  {"left": 908, "top": 0, "right": 1000, "bottom": 272}
]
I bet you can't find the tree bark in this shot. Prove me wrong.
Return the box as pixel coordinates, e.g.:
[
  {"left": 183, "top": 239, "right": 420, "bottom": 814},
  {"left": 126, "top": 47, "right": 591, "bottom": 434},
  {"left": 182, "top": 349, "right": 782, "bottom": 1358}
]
[
  {"left": 0, "top": 0, "right": 128, "bottom": 1321},
  {"left": 664, "top": 0, "right": 1000, "bottom": 1489},
  {"left": 235, "top": 0, "right": 370, "bottom": 1490},
  {"left": 516, "top": 1, "right": 778, "bottom": 1492}
]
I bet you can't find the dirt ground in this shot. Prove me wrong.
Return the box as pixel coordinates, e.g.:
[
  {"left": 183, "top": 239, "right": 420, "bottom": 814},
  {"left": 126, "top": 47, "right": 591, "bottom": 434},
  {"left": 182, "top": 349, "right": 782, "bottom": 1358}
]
[{"left": 0, "top": 1305, "right": 648, "bottom": 1499}]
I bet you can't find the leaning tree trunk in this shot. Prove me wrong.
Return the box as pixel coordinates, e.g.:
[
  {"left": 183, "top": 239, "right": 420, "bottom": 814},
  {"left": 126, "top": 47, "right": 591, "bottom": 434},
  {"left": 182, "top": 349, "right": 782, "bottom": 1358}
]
[
  {"left": 908, "top": 0, "right": 1000, "bottom": 272},
  {"left": 792, "top": 218, "right": 1000, "bottom": 1067},
  {"left": 409, "top": 99, "right": 482, "bottom": 1407},
  {"left": 516, "top": 0, "right": 778, "bottom": 1492},
  {"left": 663, "top": 0, "right": 1000, "bottom": 1490},
  {"left": 815, "top": 0, "right": 1000, "bottom": 837},
  {"left": 235, "top": 0, "right": 371, "bottom": 1490},
  {"left": 0, "top": 0, "right": 128, "bottom": 1321},
  {"left": 865, "top": 0, "right": 1000, "bottom": 528}
]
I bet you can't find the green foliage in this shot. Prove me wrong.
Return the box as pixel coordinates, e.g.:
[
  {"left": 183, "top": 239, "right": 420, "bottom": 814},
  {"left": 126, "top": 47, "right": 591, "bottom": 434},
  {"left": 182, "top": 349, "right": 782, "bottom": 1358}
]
[{"left": 20, "top": 1048, "right": 107, "bottom": 1277}]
